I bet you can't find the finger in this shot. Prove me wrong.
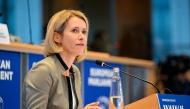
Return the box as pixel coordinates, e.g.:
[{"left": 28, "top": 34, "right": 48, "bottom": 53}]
[
  {"left": 86, "top": 101, "right": 100, "bottom": 106},
  {"left": 84, "top": 106, "right": 102, "bottom": 109}
]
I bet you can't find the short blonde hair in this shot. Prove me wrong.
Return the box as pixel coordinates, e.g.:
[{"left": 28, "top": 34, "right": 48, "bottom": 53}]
[{"left": 44, "top": 10, "right": 89, "bottom": 62}]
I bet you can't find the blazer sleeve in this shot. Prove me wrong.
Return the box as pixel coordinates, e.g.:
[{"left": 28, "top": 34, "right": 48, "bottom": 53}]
[{"left": 22, "top": 63, "right": 54, "bottom": 109}]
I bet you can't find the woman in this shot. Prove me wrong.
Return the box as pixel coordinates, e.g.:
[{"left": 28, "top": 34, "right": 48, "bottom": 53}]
[{"left": 22, "top": 10, "right": 101, "bottom": 109}]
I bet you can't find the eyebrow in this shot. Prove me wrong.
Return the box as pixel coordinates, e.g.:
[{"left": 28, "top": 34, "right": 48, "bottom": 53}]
[{"left": 71, "top": 26, "right": 87, "bottom": 29}]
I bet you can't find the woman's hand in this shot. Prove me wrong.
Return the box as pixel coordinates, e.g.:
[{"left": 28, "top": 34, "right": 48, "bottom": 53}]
[{"left": 84, "top": 101, "right": 102, "bottom": 109}]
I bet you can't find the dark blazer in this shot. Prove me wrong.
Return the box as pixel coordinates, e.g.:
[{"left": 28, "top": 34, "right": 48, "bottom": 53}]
[{"left": 22, "top": 54, "right": 83, "bottom": 109}]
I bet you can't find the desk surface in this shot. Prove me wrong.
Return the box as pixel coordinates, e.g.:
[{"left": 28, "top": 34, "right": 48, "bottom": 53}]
[{"left": 0, "top": 42, "right": 154, "bottom": 68}]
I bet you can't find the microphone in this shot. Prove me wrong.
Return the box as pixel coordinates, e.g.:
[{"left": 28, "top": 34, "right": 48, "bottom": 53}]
[{"left": 95, "top": 60, "right": 161, "bottom": 93}]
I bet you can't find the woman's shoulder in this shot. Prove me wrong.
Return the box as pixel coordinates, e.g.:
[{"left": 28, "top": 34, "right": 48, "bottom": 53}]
[
  {"left": 34, "top": 55, "right": 56, "bottom": 68},
  {"left": 28, "top": 55, "right": 58, "bottom": 75},
  {"left": 24, "top": 55, "right": 58, "bottom": 83}
]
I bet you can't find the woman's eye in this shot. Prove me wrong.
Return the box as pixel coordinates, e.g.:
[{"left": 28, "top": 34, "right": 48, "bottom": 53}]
[
  {"left": 82, "top": 30, "right": 87, "bottom": 35},
  {"left": 72, "top": 29, "right": 77, "bottom": 33}
]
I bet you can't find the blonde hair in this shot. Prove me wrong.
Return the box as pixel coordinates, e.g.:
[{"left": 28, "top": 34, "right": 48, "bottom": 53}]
[{"left": 44, "top": 10, "right": 89, "bottom": 62}]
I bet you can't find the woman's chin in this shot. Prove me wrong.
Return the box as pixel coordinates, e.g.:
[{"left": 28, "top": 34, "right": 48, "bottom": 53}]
[{"left": 75, "top": 51, "right": 83, "bottom": 56}]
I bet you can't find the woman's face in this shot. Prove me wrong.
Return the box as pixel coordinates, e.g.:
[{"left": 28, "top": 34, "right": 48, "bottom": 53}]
[{"left": 60, "top": 16, "right": 88, "bottom": 56}]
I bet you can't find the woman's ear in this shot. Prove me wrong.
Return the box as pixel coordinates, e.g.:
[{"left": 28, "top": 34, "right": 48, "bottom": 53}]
[{"left": 53, "top": 32, "right": 61, "bottom": 43}]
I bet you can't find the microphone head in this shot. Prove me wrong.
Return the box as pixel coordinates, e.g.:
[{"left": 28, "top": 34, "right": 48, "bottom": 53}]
[{"left": 95, "top": 60, "right": 104, "bottom": 66}]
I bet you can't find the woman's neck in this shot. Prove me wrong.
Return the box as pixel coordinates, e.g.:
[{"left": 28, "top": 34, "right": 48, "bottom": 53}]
[{"left": 58, "top": 52, "right": 75, "bottom": 70}]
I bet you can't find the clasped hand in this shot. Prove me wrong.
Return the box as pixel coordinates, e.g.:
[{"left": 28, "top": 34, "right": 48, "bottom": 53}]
[{"left": 84, "top": 101, "right": 102, "bottom": 109}]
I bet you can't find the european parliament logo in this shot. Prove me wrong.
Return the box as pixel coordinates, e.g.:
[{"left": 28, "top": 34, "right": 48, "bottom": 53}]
[{"left": 0, "top": 97, "right": 3, "bottom": 109}]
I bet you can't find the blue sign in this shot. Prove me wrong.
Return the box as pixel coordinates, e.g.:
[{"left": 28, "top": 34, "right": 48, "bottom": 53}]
[
  {"left": 82, "top": 60, "right": 122, "bottom": 109},
  {"left": 28, "top": 53, "right": 44, "bottom": 70},
  {"left": 158, "top": 94, "right": 190, "bottom": 109},
  {"left": 0, "top": 50, "right": 20, "bottom": 109}
]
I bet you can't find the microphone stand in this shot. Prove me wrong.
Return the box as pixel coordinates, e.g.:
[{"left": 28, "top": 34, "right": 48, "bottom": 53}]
[{"left": 96, "top": 60, "right": 161, "bottom": 93}]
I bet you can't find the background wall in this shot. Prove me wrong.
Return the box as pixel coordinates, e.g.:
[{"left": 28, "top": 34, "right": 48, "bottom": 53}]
[
  {"left": 0, "top": 0, "right": 43, "bottom": 45},
  {"left": 116, "top": 0, "right": 151, "bottom": 60},
  {"left": 0, "top": 0, "right": 190, "bottom": 64}
]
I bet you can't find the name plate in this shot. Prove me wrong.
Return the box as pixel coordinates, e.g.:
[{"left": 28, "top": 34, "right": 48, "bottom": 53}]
[
  {"left": 0, "top": 51, "right": 21, "bottom": 109},
  {"left": 0, "top": 24, "right": 10, "bottom": 44},
  {"left": 157, "top": 94, "right": 190, "bottom": 109}
]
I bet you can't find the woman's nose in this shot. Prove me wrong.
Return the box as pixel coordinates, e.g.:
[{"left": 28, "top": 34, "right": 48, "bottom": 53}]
[{"left": 79, "top": 32, "right": 85, "bottom": 40}]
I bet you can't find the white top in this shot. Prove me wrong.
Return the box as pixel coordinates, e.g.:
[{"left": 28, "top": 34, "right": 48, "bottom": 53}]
[{"left": 69, "top": 77, "right": 76, "bottom": 109}]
